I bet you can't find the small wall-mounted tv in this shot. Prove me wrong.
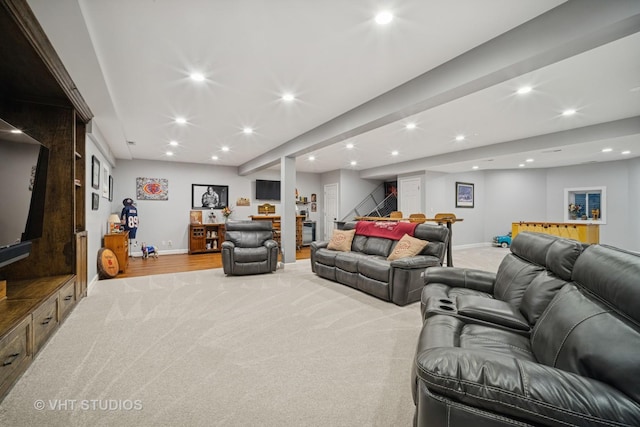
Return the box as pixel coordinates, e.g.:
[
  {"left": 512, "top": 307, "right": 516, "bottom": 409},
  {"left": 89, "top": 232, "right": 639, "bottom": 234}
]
[
  {"left": 255, "top": 179, "right": 281, "bottom": 201},
  {"left": 0, "top": 119, "right": 49, "bottom": 269}
]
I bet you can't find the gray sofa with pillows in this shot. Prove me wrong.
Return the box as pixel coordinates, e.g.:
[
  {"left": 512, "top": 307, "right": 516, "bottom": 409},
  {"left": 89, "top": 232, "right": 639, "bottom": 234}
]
[
  {"left": 412, "top": 232, "right": 640, "bottom": 426},
  {"left": 310, "top": 221, "right": 449, "bottom": 306}
]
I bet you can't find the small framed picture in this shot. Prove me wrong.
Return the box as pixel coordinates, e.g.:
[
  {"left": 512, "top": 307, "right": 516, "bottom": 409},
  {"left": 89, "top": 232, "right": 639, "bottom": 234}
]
[
  {"left": 91, "top": 192, "right": 99, "bottom": 210},
  {"left": 455, "top": 182, "right": 474, "bottom": 208},
  {"left": 91, "top": 155, "right": 100, "bottom": 189}
]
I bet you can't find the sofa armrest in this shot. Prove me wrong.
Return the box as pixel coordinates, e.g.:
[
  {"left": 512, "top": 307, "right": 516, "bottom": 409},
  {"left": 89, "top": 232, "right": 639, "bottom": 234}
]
[
  {"left": 310, "top": 240, "right": 329, "bottom": 272},
  {"left": 221, "top": 241, "right": 235, "bottom": 274},
  {"left": 311, "top": 240, "right": 329, "bottom": 251},
  {"left": 416, "top": 348, "right": 640, "bottom": 426},
  {"left": 390, "top": 255, "right": 442, "bottom": 269},
  {"left": 424, "top": 266, "right": 496, "bottom": 294},
  {"left": 264, "top": 239, "right": 278, "bottom": 250}
]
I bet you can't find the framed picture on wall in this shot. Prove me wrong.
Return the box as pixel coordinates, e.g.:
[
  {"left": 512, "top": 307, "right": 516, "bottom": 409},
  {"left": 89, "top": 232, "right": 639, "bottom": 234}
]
[
  {"left": 91, "top": 155, "right": 100, "bottom": 189},
  {"left": 91, "top": 192, "right": 99, "bottom": 210},
  {"left": 455, "top": 182, "right": 474, "bottom": 208},
  {"left": 108, "top": 175, "right": 114, "bottom": 201},
  {"left": 192, "top": 184, "right": 228, "bottom": 209}
]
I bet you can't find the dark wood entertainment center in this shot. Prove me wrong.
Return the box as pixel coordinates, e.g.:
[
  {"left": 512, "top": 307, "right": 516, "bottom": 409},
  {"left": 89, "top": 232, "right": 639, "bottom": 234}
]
[{"left": 0, "top": 0, "right": 90, "bottom": 400}]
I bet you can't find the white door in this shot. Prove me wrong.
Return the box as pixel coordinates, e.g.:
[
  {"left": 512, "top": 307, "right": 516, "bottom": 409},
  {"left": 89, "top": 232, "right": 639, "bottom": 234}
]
[
  {"left": 399, "top": 176, "right": 422, "bottom": 215},
  {"left": 324, "top": 183, "right": 339, "bottom": 240}
]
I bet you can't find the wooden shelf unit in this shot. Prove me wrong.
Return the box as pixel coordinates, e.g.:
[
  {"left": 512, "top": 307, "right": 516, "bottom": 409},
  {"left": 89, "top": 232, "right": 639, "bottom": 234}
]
[
  {"left": 189, "top": 224, "right": 226, "bottom": 254},
  {"left": 104, "top": 232, "right": 130, "bottom": 273},
  {"left": 0, "top": 2, "right": 90, "bottom": 402},
  {"left": 250, "top": 215, "right": 304, "bottom": 249}
]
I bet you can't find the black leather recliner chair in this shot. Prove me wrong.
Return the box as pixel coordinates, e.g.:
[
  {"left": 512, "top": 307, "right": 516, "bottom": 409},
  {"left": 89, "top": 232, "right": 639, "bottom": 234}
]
[{"left": 222, "top": 221, "right": 278, "bottom": 275}]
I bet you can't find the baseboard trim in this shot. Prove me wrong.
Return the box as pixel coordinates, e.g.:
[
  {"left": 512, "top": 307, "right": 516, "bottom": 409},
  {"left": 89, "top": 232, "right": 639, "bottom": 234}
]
[{"left": 452, "top": 242, "right": 494, "bottom": 250}]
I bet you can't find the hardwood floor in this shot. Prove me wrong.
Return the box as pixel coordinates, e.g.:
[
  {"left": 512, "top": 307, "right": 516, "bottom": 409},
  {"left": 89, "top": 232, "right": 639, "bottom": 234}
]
[{"left": 117, "top": 246, "right": 311, "bottom": 279}]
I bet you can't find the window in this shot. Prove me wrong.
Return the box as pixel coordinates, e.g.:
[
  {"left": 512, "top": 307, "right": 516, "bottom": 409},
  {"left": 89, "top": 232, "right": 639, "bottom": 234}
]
[{"left": 564, "top": 186, "right": 606, "bottom": 223}]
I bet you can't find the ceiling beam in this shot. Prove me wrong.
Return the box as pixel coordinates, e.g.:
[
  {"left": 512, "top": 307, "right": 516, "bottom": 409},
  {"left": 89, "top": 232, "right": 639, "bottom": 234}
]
[{"left": 238, "top": 0, "right": 640, "bottom": 176}]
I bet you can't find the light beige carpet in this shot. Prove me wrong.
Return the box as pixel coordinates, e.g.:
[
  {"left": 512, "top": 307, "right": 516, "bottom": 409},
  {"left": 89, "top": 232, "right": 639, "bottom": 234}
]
[{"left": 0, "top": 247, "right": 508, "bottom": 427}]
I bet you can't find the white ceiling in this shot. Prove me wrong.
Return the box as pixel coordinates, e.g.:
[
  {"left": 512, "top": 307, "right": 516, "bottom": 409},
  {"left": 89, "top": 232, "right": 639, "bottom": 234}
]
[{"left": 27, "top": 0, "right": 640, "bottom": 178}]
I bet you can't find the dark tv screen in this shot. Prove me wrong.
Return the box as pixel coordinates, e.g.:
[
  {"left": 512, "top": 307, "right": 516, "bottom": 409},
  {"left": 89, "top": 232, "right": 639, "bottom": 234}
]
[
  {"left": 255, "top": 180, "right": 281, "bottom": 201},
  {"left": 0, "top": 119, "right": 49, "bottom": 268}
]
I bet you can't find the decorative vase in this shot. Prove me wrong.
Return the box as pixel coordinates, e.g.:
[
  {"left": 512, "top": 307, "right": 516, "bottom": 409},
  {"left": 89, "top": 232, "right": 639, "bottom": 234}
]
[{"left": 570, "top": 213, "right": 577, "bottom": 220}]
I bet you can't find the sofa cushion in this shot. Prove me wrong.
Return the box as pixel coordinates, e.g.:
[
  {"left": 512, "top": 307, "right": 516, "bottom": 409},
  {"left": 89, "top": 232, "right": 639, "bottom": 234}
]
[
  {"left": 335, "top": 251, "right": 369, "bottom": 273},
  {"left": 358, "top": 256, "right": 391, "bottom": 282},
  {"left": 362, "top": 236, "right": 393, "bottom": 257},
  {"left": 493, "top": 254, "right": 545, "bottom": 306},
  {"left": 519, "top": 271, "right": 569, "bottom": 325},
  {"left": 545, "top": 237, "right": 584, "bottom": 280},
  {"left": 232, "top": 246, "right": 268, "bottom": 263},
  {"left": 314, "top": 248, "right": 338, "bottom": 266},
  {"left": 327, "top": 229, "right": 355, "bottom": 251},
  {"left": 388, "top": 234, "right": 428, "bottom": 261}
]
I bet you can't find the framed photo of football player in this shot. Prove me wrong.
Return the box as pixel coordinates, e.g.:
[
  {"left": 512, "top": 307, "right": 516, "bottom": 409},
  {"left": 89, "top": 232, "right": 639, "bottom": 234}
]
[{"left": 192, "top": 184, "right": 228, "bottom": 209}]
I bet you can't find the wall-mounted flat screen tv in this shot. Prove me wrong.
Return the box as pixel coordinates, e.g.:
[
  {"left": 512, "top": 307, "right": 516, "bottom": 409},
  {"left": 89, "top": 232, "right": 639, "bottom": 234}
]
[
  {"left": 0, "top": 119, "right": 49, "bottom": 269},
  {"left": 255, "top": 179, "right": 281, "bottom": 201}
]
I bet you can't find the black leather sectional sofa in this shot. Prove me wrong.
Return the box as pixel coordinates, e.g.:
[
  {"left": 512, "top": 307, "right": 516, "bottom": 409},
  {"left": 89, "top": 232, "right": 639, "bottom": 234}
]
[
  {"left": 310, "top": 221, "right": 449, "bottom": 306},
  {"left": 412, "top": 232, "right": 640, "bottom": 426}
]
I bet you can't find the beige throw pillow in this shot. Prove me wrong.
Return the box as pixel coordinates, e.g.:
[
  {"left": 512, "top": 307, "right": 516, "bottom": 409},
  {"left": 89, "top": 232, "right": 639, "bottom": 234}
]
[
  {"left": 327, "top": 229, "right": 356, "bottom": 252},
  {"left": 387, "top": 234, "right": 428, "bottom": 261}
]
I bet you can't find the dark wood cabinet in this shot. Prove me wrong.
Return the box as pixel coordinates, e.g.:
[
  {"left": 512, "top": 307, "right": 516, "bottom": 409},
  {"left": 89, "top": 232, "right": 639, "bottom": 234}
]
[
  {"left": 189, "top": 224, "right": 226, "bottom": 254},
  {"left": 0, "top": 0, "right": 90, "bottom": 402}
]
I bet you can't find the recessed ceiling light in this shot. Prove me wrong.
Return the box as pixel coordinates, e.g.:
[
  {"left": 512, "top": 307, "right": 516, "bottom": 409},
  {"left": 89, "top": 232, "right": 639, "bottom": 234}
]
[
  {"left": 243, "top": 127, "right": 253, "bottom": 134},
  {"left": 622, "top": 150, "right": 631, "bottom": 155},
  {"left": 472, "top": 165, "right": 479, "bottom": 170},
  {"left": 308, "top": 155, "right": 315, "bottom": 161},
  {"left": 346, "top": 143, "right": 354, "bottom": 149},
  {"left": 166, "top": 151, "right": 173, "bottom": 156},
  {"left": 526, "top": 158, "right": 534, "bottom": 163},
  {"left": 455, "top": 135, "right": 465, "bottom": 141},
  {"left": 175, "top": 117, "right": 187, "bottom": 124},
  {"left": 517, "top": 86, "right": 532, "bottom": 95},
  {"left": 221, "top": 146, "right": 230, "bottom": 152},
  {"left": 562, "top": 109, "right": 576, "bottom": 116},
  {"left": 10, "top": 129, "right": 22, "bottom": 134},
  {"left": 350, "top": 160, "right": 357, "bottom": 166},
  {"left": 211, "top": 155, "right": 218, "bottom": 160},
  {"left": 391, "top": 150, "right": 399, "bottom": 156},
  {"left": 189, "top": 72, "right": 205, "bottom": 82},
  {"left": 405, "top": 123, "right": 416, "bottom": 130},
  {"left": 519, "top": 164, "right": 525, "bottom": 167},
  {"left": 282, "top": 93, "right": 295, "bottom": 102},
  {"left": 602, "top": 148, "right": 612, "bottom": 153},
  {"left": 375, "top": 11, "right": 393, "bottom": 25},
  {"left": 169, "top": 140, "right": 179, "bottom": 146}
]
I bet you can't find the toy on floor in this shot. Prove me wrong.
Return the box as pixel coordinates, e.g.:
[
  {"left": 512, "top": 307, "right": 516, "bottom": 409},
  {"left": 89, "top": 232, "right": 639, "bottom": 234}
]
[{"left": 141, "top": 243, "right": 158, "bottom": 259}]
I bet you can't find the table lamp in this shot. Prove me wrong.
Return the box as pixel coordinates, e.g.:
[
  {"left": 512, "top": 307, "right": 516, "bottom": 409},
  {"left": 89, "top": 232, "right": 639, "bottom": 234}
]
[{"left": 108, "top": 214, "right": 122, "bottom": 233}]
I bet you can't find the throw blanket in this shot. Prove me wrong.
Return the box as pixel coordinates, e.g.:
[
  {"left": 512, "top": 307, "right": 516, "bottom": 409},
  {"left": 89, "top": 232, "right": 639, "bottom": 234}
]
[{"left": 355, "top": 221, "right": 418, "bottom": 240}]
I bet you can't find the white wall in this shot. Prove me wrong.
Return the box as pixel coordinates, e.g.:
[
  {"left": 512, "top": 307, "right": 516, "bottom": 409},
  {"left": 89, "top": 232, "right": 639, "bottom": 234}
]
[
  {"left": 85, "top": 139, "right": 116, "bottom": 283},
  {"left": 109, "top": 159, "right": 324, "bottom": 255},
  {"left": 484, "top": 169, "right": 547, "bottom": 238},
  {"left": 545, "top": 159, "right": 637, "bottom": 250},
  {"left": 421, "top": 158, "right": 638, "bottom": 250}
]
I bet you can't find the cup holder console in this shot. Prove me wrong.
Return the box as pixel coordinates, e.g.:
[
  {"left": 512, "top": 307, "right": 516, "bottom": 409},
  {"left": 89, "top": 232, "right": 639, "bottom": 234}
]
[{"left": 436, "top": 298, "right": 456, "bottom": 312}]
